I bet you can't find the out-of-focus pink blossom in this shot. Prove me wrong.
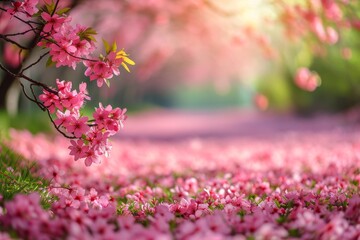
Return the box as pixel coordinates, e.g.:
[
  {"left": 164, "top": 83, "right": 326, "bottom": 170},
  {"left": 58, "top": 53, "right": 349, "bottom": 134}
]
[
  {"left": 294, "top": 67, "right": 321, "bottom": 92},
  {"left": 254, "top": 94, "right": 269, "bottom": 111}
]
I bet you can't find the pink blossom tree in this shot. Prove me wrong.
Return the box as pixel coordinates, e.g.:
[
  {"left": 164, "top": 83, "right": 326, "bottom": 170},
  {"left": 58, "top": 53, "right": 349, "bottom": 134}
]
[
  {"left": 0, "top": 0, "right": 134, "bottom": 166},
  {"left": 2, "top": 1, "right": 360, "bottom": 112},
  {"left": 1, "top": 0, "right": 360, "bottom": 166},
  {"left": 67, "top": 0, "right": 360, "bottom": 92}
]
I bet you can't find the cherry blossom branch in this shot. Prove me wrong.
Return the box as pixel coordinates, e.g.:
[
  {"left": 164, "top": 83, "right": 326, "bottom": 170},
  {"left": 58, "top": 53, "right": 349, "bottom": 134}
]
[
  {"left": 45, "top": 109, "right": 77, "bottom": 139},
  {"left": 18, "top": 80, "right": 77, "bottom": 139},
  {"left": 0, "top": 0, "right": 131, "bottom": 166},
  {"left": 41, "top": 36, "right": 98, "bottom": 63}
]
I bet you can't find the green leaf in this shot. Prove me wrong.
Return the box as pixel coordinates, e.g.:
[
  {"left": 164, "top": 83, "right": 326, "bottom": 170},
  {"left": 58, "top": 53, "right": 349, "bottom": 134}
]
[
  {"left": 104, "top": 79, "right": 111, "bottom": 88},
  {"left": 78, "top": 28, "right": 97, "bottom": 43},
  {"left": 56, "top": 7, "right": 70, "bottom": 15},
  {"left": 288, "top": 229, "right": 301, "bottom": 238},
  {"left": 46, "top": 56, "right": 55, "bottom": 67},
  {"left": 45, "top": 1, "right": 56, "bottom": 14}
]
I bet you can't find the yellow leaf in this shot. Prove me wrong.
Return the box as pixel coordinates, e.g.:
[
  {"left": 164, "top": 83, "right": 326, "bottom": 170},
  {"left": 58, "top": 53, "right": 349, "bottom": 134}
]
[
  {"left": 102, "top": 39, "right": 110, "bottom": 54},
  {"left": 124, "top": 57, "right": 135, "bottom": 65},
  {"left": 121, "top": 62, "right": 130, "bottom": 72},
  {"left": 111, "top": 42, "right": 117, "bottom": 52}
]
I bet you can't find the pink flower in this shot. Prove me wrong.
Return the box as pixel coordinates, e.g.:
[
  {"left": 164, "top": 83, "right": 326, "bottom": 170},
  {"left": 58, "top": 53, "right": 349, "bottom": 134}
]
[
  {"left": 66, "top": 116, "right": 90, "bottom": 138},
  {"left": 22, "top": 0, "right": 39, "bottom": 16},
  {"left": 54, "top": 110, "right": 75, "bottom": 128},
  {"left": 321, "top": 0, "right": 342, "bottom": 22},
  {"left": 253, "top": 223, "right": 288, "bottom": 239},
  {"left": 41, "top": 12, "right": 67, "bottom": 33},
  {"left": 3, "top": 43, "right": 24, "bottom": 68},
  {"left": 345, "top": 196, "right": 360, "bottom": 222},
  {"left": 310, "top": 15, "right": 327, "bottom": 42},
  {"left": 326, "top": 27, "right": 338, "bottom": 45},
  {"left": 6, "top": 2, "right": 23, "bottom": 16},
  {"left": 154, "top": 205, "right": 174, "bottom": 222},
  {"left": 39, "top": 90, "right": 61, "bottom": 113},
  {"left": 294, "top": 67, "right": 321, "bottom": 92},
  {"left": 88, "top": 61, "right": 113, "bottom": 87},
  {"left": 84, "top": 147, "right": 98, "bottom": 166},
  {"left": 107, "top": 51, "right": 123, "bottom": 76},
  {"left": 93, "top": 103, "right": 112, "bottom": 129},
  {"left": 68, "top": 139, "right": 88, "bottom": 160},
  {"left": 254, "top": 94, "right": 268, "bottom": 111}
]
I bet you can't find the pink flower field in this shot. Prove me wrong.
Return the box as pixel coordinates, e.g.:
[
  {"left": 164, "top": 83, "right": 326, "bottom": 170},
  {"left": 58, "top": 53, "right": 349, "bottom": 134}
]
[
  {"left": 1, "top": 112, "right": 360, "bottom": 239},
  {"left": 1, "top": 0, "right": 360, "bottom": 239}
]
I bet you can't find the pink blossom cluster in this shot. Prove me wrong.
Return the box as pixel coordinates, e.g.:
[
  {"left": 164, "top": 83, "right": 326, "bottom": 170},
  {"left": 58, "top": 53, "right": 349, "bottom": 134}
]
[
  {"left": 2, "top": 126, "right": 360, "bottom": 239},
  {"left": 280, "top": 0, "right": 350, "bottom": 45},
  {"left": 35, "top": 5, "right": 134, "bottom": 84},
  {"left": 39, "top": 79, "right": 127, "bottom": 166},
  {"left": 39, "top": 79, "right": 89, "bottom": 114},
  {"left": 3, "top": 0, "right": 133, "bottom": 166},
  {"left": 294, "top": 67, "right": 321, "bottom": 92},
  {"left": 40, "top": 13, "right": 95, "bottom": 69},
  {"left": 84, "top": 51, "right": 123, "bottom": 87},
  {"left": 6, "top": 0, "right": 38, "bottom": 17}
]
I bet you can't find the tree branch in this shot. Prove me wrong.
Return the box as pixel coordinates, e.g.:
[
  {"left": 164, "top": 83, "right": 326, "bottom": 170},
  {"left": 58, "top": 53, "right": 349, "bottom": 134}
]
[
  {"left": 22, "top": 50, "right": 50, "bottom": 72},
  {"left": 0, "top": 34, "right": 30, "bottom": 49},
  {"left": 2, "top": 28, "right": 38, "bottom": 37},
  {"left": 0, "top": 63, "right": 58, "bottom": 94}
]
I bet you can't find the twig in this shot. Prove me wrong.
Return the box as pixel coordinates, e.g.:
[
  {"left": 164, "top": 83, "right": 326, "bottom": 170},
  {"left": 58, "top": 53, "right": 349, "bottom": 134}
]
[
  {"left": 19, "top": 81, "right": 42, "bottom": 106},
  {"left": 51, "top": 0, "right": 60, "bottom": 16},
  {"left": 2, "top": 28, "right": 38, "bottom": 37},
  {"left": 29, "top": 83, "right": 46, "bottom": 110},
  {"left": 0, "top": 34, "right": 30, "bottom": 49},
  {"left": 0, "top": 63, "right": 58, "bottom": 94},
  {"left": 22, "top": 50, "right": 50, "bottom": 72}
]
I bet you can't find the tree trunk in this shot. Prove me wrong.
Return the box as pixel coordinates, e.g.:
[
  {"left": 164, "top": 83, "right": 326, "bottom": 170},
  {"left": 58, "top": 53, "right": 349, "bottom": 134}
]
[{"left": 0, "top": 63, "right": 20, "bottom": 111}]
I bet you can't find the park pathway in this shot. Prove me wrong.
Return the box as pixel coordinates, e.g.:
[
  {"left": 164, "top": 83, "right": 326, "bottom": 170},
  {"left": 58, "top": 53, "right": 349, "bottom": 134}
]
[{"left": 118, "top": 108, "right": 359, "bottom": 141}]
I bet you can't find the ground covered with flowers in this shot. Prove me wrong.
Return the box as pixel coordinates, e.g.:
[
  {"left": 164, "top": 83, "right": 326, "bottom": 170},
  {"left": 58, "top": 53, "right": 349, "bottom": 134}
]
[{"left": 1, "top": 116, "right": 360, "bottom": 239}]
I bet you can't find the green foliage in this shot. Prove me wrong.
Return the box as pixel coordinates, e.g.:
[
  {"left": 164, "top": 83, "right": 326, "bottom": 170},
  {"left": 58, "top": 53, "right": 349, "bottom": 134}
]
[
  {"left": 0, "top": 110, "right": 52, "bottom": 137},
  {"left": 172, "top": 81, "right": 246, "bottom": 109},
  {"left": 0, "top": 144, "right": 53, "bottom": 208},
  {"left": 256, "top": 26, "right": 360, "bottom": 114}
]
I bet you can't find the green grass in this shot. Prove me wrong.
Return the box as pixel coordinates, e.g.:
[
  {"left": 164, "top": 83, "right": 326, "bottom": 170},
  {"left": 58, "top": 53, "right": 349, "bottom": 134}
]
[
  {"left": 0, "top": 110, "right": 53, "bottom": 137},
  {"left": 0, "top": 143, "right": 54, "bottom": 208}
]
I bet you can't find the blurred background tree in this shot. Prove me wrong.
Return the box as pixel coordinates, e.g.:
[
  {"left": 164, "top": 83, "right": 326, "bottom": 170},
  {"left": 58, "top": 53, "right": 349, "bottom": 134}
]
[{"left": 1, "top": 0, "right": 360, "bottom": 120}]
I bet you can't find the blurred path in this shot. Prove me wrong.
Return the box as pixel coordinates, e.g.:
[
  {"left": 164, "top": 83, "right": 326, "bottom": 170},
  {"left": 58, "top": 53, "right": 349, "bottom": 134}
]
[{"left": 118, "top": 108, "right": 359, "bottom": 140}]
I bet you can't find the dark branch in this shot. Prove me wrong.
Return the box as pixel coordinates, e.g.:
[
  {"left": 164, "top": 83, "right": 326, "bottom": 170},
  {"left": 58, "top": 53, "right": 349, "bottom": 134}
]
[
  {"left": 45, "top": 109, "right": 77, "bottom": 139},
  {"left": 22, "top": 50, "right": 50, "bottom": 72},
  {"left": 0, "top": 34, "right": 30, "bottom": 49},
  {"left": 0, "top": 63, "right": 58, "bottom": 94},
  {"left": 51, "top": 0, "right": 60, "bottom": 16},
  {"left": 2, "top": 28, "right": 38, "bottom": 37},
  {"left": 19, "top": 81, "right": 41, "bottom": 106}
]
